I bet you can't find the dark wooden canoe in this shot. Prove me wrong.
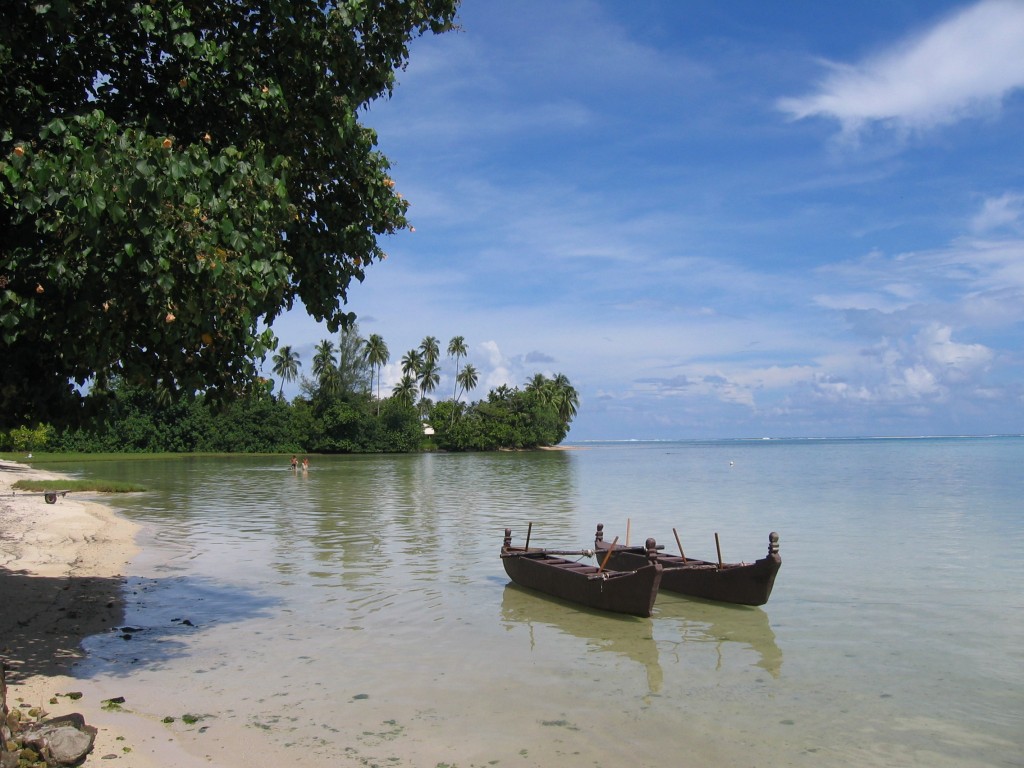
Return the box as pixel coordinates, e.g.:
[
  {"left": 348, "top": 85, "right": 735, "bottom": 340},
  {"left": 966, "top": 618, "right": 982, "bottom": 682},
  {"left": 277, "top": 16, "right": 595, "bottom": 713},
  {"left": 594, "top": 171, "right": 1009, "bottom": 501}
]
[
  {"left": 594, "top": 524, "right": 781, "bottom": 607},
  {"left": 501, "top": 528, "right": 663, "bottom": 618}
]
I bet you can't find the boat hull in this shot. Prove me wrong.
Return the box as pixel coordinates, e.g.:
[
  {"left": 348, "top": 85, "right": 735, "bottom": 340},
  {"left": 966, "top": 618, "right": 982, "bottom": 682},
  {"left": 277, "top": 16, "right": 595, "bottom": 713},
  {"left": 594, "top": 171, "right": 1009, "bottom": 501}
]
[
  {"left": 500, "top": 549, "right": 662, "bottom": 618},
  {"left": 595, "top": 533, "right": 781, "bottom": 606}
]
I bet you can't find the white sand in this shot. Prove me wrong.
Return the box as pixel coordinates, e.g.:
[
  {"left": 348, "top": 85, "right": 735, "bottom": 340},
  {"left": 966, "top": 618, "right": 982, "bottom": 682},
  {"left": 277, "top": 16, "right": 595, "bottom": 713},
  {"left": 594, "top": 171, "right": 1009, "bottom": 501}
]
[{"left": 0, "top": 460, "right": 231, "bottom": 767}]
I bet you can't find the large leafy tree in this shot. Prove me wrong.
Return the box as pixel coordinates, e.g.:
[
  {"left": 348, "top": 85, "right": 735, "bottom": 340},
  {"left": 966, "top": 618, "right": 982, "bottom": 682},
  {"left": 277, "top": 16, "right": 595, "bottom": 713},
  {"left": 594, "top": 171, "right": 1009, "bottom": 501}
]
[
  {"left": 0, "top": 0, "right": 459, "bottom": 428},
  {"left": 334, "top": 325, "right": 370, "bottom": 396}
]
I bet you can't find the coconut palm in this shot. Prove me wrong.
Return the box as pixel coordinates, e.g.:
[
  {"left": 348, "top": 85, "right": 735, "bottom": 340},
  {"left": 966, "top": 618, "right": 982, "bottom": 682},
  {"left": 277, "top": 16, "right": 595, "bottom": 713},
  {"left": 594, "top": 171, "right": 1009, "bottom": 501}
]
[
  {"left": 525, "top": 373, "right": 551, "bottom": 401},
  {"left": 392, "top": 373, "right": 418, "bottom": 407},
  {"left": 551, "top": 373, "right": 579, "bottom": 424},
  {"left": 271, "top": 345, "right": 302, "bottom": 400},
  {"left": 447, "top": 335, "right": 467, "bottom": 402},
  {"left": 401, "top": 348, "right": 422, "bottom": 379},
  {"left": 154, "top": 381, "right": 174, "bottom": 408},
  {"left": 419, "top": 336, "right": 440, "bottom": 368},
  {"left": 312, "top": 339, "right": 341, "bottom": 396},
  {"left": 312, "top": 340, "right": 337, "bottom": 379},
  {"left": 364, "top": 334, "right": 389, "bottom": 415},
  {"left": 418, "top": 359, "right": 440, "bottom": 410},
  {"left": 456, "top": 363, "right": 479, "bottom": 403}
]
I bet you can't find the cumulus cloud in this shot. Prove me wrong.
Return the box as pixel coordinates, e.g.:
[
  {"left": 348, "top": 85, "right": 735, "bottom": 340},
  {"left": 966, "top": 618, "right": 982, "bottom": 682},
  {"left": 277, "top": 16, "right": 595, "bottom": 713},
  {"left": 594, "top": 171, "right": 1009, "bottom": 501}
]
[
  {"left": 816, "top": 323, "right": 994, "bottom": 407},
  {"left": 916, "top": 323, "right": 993, "bottom": 378},
  {"left": 971, "top": 192, "right": 1024, "bottom": 232},
  {"left": 479, "top": 340, "right": 514, "bottom": 391},
  {"left": 778, "top": 0, "right": 1024, "bottom": 137}
]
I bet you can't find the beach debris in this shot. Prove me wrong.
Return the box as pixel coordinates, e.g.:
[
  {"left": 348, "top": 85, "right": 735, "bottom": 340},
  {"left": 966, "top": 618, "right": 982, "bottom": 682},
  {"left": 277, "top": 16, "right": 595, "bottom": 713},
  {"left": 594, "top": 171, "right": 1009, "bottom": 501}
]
[
  {"left": 19, "top": 713, "right": 97, "bottom": 766},
  {"left": 2, "top": 668, "right": 97, "bottom": 768}
]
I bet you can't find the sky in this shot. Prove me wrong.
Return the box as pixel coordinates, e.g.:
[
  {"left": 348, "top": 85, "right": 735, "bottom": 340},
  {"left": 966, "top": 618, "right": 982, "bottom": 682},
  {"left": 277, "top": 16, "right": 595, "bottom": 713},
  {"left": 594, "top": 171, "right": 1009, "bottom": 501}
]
[{"left": 263, "top": 0, "right": 1024, "bottom": 441}]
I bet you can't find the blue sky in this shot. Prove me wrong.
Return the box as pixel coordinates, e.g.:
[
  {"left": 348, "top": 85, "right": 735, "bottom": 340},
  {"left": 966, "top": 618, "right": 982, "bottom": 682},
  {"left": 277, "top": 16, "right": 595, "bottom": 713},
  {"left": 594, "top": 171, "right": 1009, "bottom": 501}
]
[{"left": 265, "top": 0, "right": 1024, "bottom": 441}]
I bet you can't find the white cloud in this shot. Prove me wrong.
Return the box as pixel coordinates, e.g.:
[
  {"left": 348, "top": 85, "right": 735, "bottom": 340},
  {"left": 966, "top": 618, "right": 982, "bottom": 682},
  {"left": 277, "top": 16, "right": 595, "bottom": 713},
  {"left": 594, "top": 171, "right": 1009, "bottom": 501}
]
[
  {"left": 778, "top": 0, "right": 1024, "bottom": 137},
  {"left": 971, "top": 192, "right": 1024, "bottom": 232},
  {"left": 479, "top": 340, "right": 514, "bottom": 391},
  {"left": 917, "top": 323, "right": 993, "bottom": 377}
]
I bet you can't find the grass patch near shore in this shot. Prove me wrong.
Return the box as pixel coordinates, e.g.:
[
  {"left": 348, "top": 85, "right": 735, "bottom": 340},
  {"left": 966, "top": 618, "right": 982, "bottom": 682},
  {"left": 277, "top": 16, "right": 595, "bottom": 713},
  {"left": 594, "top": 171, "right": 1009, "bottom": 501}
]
[
  {"left": 1, "top": 451, "right": 250, "bottom": 465},
  {"left": 11, "top": 478, "right": 147, "bottom": 494}
]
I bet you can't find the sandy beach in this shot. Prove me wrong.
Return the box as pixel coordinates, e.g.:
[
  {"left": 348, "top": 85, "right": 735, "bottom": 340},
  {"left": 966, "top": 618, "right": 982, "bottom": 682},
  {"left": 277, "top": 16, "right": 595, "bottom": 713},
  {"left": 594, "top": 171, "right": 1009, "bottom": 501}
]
[{"left": 1, "top": 460, "right": 197, "bottom": 767}]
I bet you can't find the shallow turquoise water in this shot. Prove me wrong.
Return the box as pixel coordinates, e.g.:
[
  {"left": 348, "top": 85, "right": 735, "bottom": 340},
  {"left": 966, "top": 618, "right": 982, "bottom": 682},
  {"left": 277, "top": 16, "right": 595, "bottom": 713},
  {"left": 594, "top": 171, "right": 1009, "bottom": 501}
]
[{"left": 73, "top": 437, "right": 1023, "bottom": 766}]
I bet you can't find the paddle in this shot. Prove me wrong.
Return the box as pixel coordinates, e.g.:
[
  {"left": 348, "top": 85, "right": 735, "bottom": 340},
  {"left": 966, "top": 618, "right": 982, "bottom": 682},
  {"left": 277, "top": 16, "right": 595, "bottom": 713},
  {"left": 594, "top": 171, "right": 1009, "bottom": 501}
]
[
  {"left": 673, "top": 527, "right": 687, "bottom": 563},
  {"left": 715, "top": 532, "right": 723, "bottom": 570},
  {"left": 597, "top": 536, "right": 619, "bottom": 573},
  {"left": 502, "top": 548, "right": 596, "bottom": 558}
]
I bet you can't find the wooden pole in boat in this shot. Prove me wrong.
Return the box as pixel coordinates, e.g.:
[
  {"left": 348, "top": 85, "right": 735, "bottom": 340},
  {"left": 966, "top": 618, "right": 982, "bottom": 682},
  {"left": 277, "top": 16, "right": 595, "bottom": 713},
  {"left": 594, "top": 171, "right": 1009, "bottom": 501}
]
[
  {"left": 673, "top": 527, "right": 687, "bottom": 563},
  {"left": 625, "top": 518, "right": 631, "bottom": 547},
  {"left": 714, "top": 532, "right": 723, "bottom": 570},
  {"left": 524, "top": 522, "right": 533, "bottom": 553},
  {"left": 598, "top": 536, "right": 619, "bottom": 573}
]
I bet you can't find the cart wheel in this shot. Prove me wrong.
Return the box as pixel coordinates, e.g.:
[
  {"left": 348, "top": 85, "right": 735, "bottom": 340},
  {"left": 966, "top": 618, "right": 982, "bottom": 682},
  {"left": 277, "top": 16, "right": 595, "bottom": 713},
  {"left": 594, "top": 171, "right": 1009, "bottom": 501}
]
[{"left": 45, "top": 492, "right": 57, "bottom": 504}]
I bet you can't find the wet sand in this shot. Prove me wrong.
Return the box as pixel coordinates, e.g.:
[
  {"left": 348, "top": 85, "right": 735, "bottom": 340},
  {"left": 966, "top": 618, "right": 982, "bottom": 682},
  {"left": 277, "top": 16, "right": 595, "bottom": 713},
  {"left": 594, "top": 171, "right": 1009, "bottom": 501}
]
[{"left": 0, "top": 460, "right": 241, "bottom": 767}]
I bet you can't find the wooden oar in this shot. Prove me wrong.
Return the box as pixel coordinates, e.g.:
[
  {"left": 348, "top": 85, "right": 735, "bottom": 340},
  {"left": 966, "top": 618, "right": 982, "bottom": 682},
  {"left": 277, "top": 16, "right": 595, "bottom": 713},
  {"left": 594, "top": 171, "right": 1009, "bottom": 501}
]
[
  {"left": 714, "top": 532, "right": 723, "bottom": 570},
  {"left": 673, "top": 527, "right": 687, "bottom": 563},
  {"left": 524, "top": 521, "right": 533, "bottom": 552},
  {"left": 597, "top": 536, "right": 619, "bottom": 573},
  {"left": 502, "top": 548, "right": 595, "bottom": 558},
  {"left": 625, "top": 518, "right": 631, "bottom": 547}
]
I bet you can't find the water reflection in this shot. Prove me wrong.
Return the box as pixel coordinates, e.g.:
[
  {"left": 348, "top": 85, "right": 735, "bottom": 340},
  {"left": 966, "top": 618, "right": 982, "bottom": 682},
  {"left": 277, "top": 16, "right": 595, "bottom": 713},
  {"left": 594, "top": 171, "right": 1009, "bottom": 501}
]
[
  {"left": 500, "top": 584, "right": 664, "bottom": 694},
  {"left": 653, "top": 594, "right": 782, "bottom": 678},
  {"left": 59, "top": 440, "right": 1024, "bottom": 767},
  {"left": 498, "top": 582, "right": 784, "bottom": 695}
]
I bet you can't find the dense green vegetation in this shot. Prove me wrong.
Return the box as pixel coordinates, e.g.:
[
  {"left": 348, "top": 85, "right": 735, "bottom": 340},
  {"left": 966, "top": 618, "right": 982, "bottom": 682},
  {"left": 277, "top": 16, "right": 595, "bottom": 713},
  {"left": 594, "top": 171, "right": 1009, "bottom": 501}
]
[{"left": 0, "top": 331, "right": 579, "bottom": 454}]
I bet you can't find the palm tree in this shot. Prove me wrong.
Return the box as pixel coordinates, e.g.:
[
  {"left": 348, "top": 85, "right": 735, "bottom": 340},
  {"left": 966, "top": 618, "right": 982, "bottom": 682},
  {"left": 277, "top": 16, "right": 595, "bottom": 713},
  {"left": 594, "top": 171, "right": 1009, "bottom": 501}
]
[
  {"left": 312, "top": 340, "right": 337, "bottom": 379},
  {"left": 551, "top": 373, "right": 579, "bottom": 425},
  {"left": 392, "top": 374, "right": 418, "bottom": 407},
  {"left": 364, "top": 334, "right": 389, "bottom": 415},
  {"left": 525, "top": 373, "right": 550, "bottom": 400},
  {"left": 271, "top": 345, "right": 301, "bottom": 400},
  {"left": 418, "top": 359, "right": 440, "bottom": 414},
  {"left": 447, "top": 335, "right": 467, "bottom": 403},
  {"left": 312, "top": 339, "right": 341, "bottom": 396},
  {"left": 448, "top": 363, "right": 479, "bottom": 428},
  {"left": 419, "top": 336, "right": 440, "bottom": 368},
  {"left": 154, "top": 381, "right": 174, "bottom": 409},
  {"left": 456, "top": 363, "right": 478, "bottom": 401},
  {"left": 401, "top": 348, "right": 422, "bottom": 379}
]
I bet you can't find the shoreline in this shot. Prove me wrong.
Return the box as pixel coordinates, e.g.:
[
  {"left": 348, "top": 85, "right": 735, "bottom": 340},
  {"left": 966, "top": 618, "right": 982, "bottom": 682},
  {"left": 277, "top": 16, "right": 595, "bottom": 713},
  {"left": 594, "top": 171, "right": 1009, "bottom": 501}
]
[
  {"left": 1, "top": 460, "right": 310, "bottom": 768},
  {"left": 1, "top": 460, "right": 193, "bottom": 767}
]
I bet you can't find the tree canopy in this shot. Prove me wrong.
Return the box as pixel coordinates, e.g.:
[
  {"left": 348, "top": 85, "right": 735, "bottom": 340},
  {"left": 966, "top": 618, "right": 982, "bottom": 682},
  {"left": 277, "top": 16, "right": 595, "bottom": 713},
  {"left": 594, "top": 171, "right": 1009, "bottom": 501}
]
[{"left": 0, "top": 0, "right": 459, "bottom": 429}]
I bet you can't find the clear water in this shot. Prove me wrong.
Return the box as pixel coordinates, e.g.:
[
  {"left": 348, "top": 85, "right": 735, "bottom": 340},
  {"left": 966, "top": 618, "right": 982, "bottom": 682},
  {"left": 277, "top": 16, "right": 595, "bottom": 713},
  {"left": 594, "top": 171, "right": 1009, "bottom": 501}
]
[{"left": 72, "top": 437, "right": 1024, "bottom": 767}]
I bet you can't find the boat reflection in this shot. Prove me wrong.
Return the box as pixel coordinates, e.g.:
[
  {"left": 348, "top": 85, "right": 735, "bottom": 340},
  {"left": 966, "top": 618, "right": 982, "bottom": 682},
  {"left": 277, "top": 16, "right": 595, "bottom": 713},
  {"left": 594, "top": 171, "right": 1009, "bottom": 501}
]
[
  {"left": 499, "top": 585, "right": 783, "bottom": 695},
  {"left": 653, "top": 593, "right": 783, "bottom": 678},
  {"left": 500, "top": 583, "right": 664, "bottom": 693}
]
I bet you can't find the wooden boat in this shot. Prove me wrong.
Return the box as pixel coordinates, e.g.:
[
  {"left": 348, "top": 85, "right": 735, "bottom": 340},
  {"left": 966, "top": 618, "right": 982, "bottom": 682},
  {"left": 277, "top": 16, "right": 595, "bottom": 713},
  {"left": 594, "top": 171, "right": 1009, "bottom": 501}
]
[
  {"left": 594, "top": 524, "right": 781, "bottom": 606},
  {"left": 501, "top": 528, "right": 663, "bottom": 618}
]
